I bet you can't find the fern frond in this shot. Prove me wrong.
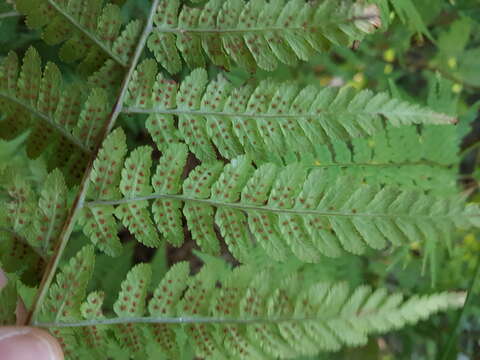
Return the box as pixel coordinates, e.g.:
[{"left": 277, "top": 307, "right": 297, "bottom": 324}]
[
  {"left": 38, "top": 245, "right": 95, "bottom": 359},
  {"left": 0, "top": 271, "right": 17, "bottom": 325},
  {"left": 15, "top": 0, "right": 142, "bottom": 67},
  {"left": 39, "top": 245, "right": 95, "bottom": 323},
  {"left": 303, "top": 125, "right": 459, "bottom": 194},
  {"left": 78, "top": 128, "right": 126, "bottom": 256},
  {"left": 0, "top": 47, "right": 113, "bottom": 181},
  {"left": 0, "top": 231, "right": 45, "bottom": 284},
  {"left": 1, "top": 168, "right": 70, "bottom": 259},
  {"left": 148, "top": 0, "right": 382, "bottom": 73},
  {"left": 82, "top": 132, "right": 478, "bottom": 263},
  {"left": 36, "top": 250, "right": 466, "bottom": 359},
  {"left": 124, "top": 65, "right": 456, "bottom": 162},
  {"left": 113, "top": 263, "right": 151, "bottom": 354}
]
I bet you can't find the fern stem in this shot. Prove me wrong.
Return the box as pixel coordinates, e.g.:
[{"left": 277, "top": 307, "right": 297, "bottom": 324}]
[
  {"left": 46, "top": 0, "right": 127, "bottom": 67},
  {"left": 26, "top": 0, "right": 161, "bottom": 326},
  {"left": 0, "top": 92, "right": 92, "bottom": 155},
  {"left": 154, "top": 26, "right": 313, "bottom": 34},
  {"left": 32, "top": 315, "right": 334, "bottom": 327},
  {"left": 441, "top": 248, "right": 480, "bottom": 359},
  {"left": 0, "top": 11, "right": 21, "bottom": 19},
  {"left": 85, "top": 193, "right": 471, "bottom": 220},
  {"left": 150, "top": 14, "right": 380, "bottom": 35},
  {"left": 305, "top": 161, "right": 449, "bottom": 169},
  {"left": 123, "top": 106, "right": 455, "bottom": 124}
]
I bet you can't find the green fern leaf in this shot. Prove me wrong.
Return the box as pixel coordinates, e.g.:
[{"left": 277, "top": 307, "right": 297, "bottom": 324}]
[
  {"left": 0, "top": 232, "right": 45, "bottom": 284},
  {"left": 212, "top": 156, "right": 256, "bottom": 262},
  {"left": 182, "top": 161, "right": 225, "bottom": 254},
  {"left": 40, "top": 245, "right": 95, "bottom": 322},
  {"left": 73, "top": 88, "right": 110, "bottom": 151},
  {"left": 0, "top": 48, "right": 116, "bottom": 183},
  {"left": 0, "top": 272, "right": 18, "bottom": 325},
  {"left": 30, "top": 169, "right": 68, "bottom": 254},
  {"left": 114, "top": 146, "right": 161, "bottom": 248},
  {"left": 89, "top": 127, "right": 127, "bottom": 200},
  {"left": 124, "top": 65, "right": 456, "bottom": 162},
  {"left": 148, "top": 0, "right": 382, "bottom": 73},
  {"left": 15, "top": 0, "right": 141, "bottom": 67},
  {"left": 301, "top": 125, "right": 459, "bottom": 195},
  {"left": 86, "top": 59, "right": 124, "bottom": 91},
  {"left": 79, "top": 291, "right": 111, "bottom": 352},
  {"left": 113, "top": 263, "right": 151, "bottom": 353},
  {"left": 1, "top": 166, "right": 70, "bottom": 258},
  {"left": 36, "top": 256, "right": 466, "bottom": 359},
  {"left": 79, "top": 128, "right": 127, "bottom": 256},
  {"left": 85, "top": 137, "right": 478, "bottom": 262},
  {"left": 151, "top": 143, "right": 188, "bottom": 247},
  {"left": 148, "top": 262, "right": 190, "bottom": 358},
  {"left": 2, "top": 170, "right": 37, "bottom": 237},
  {"left": 79, "top": 206, "right": 120, "bottom": 257}
]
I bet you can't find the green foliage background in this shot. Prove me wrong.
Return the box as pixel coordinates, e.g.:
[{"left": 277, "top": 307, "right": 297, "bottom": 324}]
[{"left": 0, "top": 0, "right": 480, "bottom": 359}]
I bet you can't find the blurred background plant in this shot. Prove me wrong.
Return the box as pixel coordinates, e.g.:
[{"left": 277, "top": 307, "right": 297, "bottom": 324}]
[{"left": 1, "top": 0, "right": 479, "bottom": 358}]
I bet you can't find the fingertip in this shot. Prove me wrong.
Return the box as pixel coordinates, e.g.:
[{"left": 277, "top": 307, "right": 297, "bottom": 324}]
[{"left": 0, "top": 327, "right": 64, "bottom": 360}]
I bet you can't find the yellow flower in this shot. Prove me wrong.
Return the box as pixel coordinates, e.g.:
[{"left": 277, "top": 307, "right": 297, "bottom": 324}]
[{"left": 383, "top": 49, "right": 396, "bottom": 63}]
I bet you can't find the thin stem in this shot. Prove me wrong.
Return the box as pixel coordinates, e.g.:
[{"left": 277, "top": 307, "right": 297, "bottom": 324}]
[
  {"left": 150, "top": 14, "right": 380, "bottom": 35},
  {"left": 85, "top": 193, "right": 473, "bottom": 220},
  {"left": 103, "top": 0, "right": 159, "bottom": 137},
  {"left": 123, "top": 106, "right": 455, "bottom": 124},
  {"left": 26, "top": 0, "right": 161, "bottom": 325},
  {"left": 440, "top": 248, "right": 480, "bottom": 360},
  {"left": 46, "top": 0, "right": 127, "bottom": 67},
  {"left": 33, "top": 315, "right": 326, "bottom": 328},
  {"left": 305, "top": 161, "right": 448, "bottom": 169},
  {"left": 0, "top": 11, "right": 21, "bottom": 19},
  {"left": 460, "top": 140, "right": 480, "bottom": 158},
  {"left": 0, "top": 92, "right": 92, "bottom": 155},
  {"left": 154, "top": 26, "right": 309, "bottom": 34}
]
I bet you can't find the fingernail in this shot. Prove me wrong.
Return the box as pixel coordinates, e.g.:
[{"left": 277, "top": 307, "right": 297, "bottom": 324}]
[
  {"left": 0, "top": 327, "right": 64, "bottom": 360},
  {"left": 0, "top": 268, "right": 7, "bottom": 290}
]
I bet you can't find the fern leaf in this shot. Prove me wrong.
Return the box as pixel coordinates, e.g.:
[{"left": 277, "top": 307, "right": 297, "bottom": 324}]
[
  {"left": 0, "top": 48, "right": 108, "bottom": 178},
  {"left": 2, "top": 170, "right": 37, "bottom": 237},
  {"left": 86, "top": 59, "right": 124, "bottom": 91},
  {"left": 182, "top": 161, "right": 225, "bottom": 254},
  {"left": 212, "top": 156, "right": 256, "bottom": 262},
  {"left": 148, "top": 262, "right": 190, "bottom": 357},
  {"left": 78, "top": 206, "right": 121, "bottom": 257},
  {"left": 0, "top": 232, "right": 45, "bottom": 284},
  {"left": 0, "top": 272, "right": 18, "bottom": 325},
  {"left": 1, "top": 167, "right": 70, "bottom": 259},
  {"left": 301, "top": 125, "right": 460, "bottom": 195},
  {"left": 85, "top": 136, "right": 478, "bottom": 262},
  {"left": 78, "top": 128, "right": 127, "bottom": 256},
  {"left": 89, "top": 127, "right": 127, "bottom": 201},
  {"left": 124, "top": 65, "right": 456, "bottom": 162},
  {"left": 148, "top": 0, "right": 382, "bottom": 73},
  {"left": 15, "top": 0, "right": 142, "bottom": 67},
  {"left": 113, "top": 263, "right": 151, "bottom": 353},
  {"left": 114, "top": 146, "right": 161, "bottom": 248},
  {"left": 31, "top": 169, "right": 68, "bottom": 254},
  {"left": 79, "top": 291, "right": 111, "bottom": 353},
  {"left": 151, "top": 143, "right": 188, "bottom": 247},
  {"left": 40, "top": 245, "right": 95, "bottom": 322},
  {"left": 38, "top": 257, "right": 466, "bottom": 359},
  {"left": 0, "top": 48, "right": 113, "bottom": 182}
]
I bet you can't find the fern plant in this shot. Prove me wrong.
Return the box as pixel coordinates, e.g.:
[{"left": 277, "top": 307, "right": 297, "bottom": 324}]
[{"left": 0, "top": 0, "right": 476, "bottom": 359}]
